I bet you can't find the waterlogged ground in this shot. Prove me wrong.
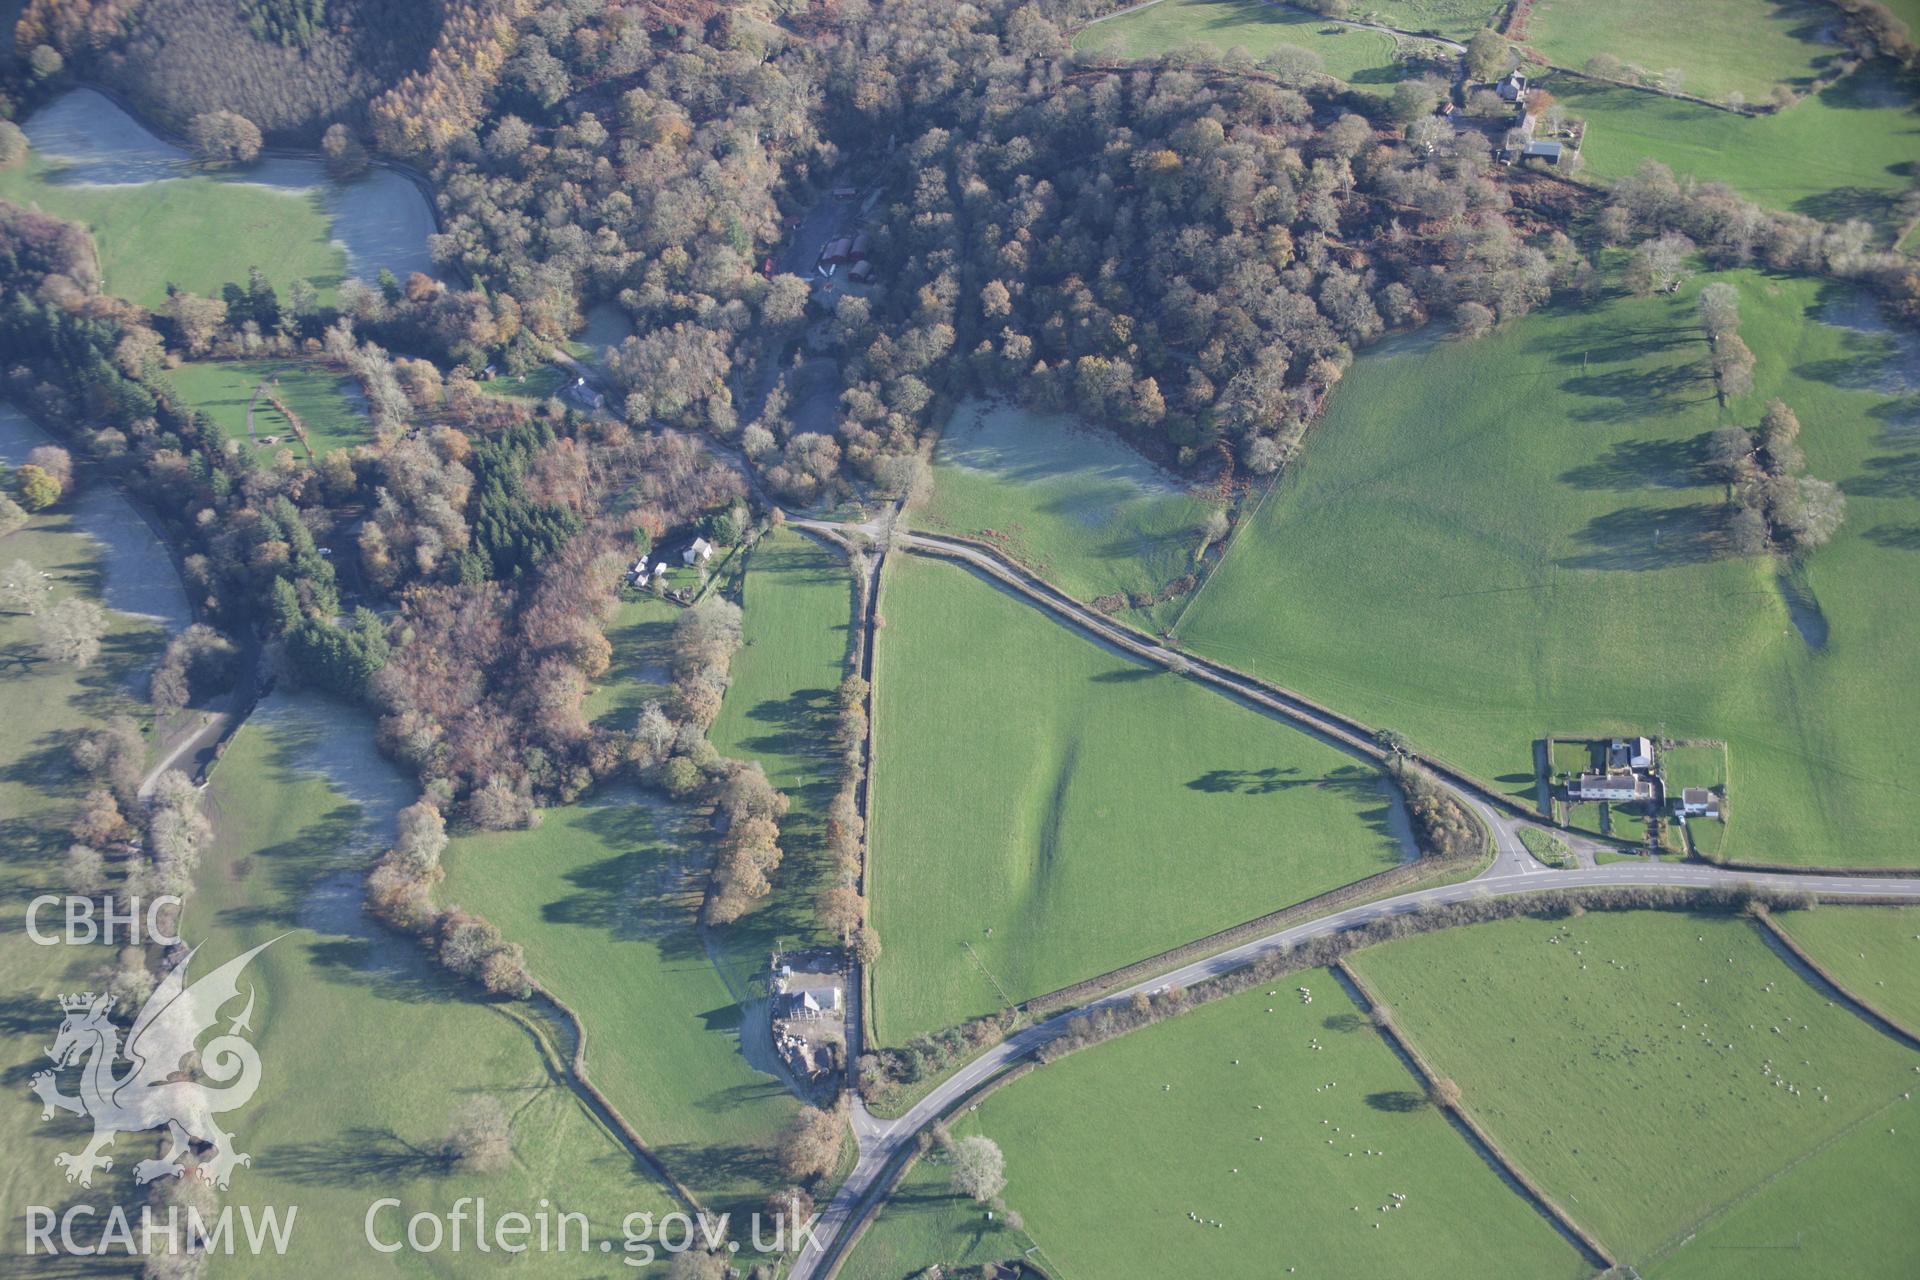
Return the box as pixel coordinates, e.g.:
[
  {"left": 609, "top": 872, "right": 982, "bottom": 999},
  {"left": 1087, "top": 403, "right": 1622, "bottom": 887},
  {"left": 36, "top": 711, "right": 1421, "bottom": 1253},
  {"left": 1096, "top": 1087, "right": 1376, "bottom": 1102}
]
[
  {"left": 186, "top": 695, "right": 680, "bottom": 1278},
  {"left": 0, "top": 402, "right": 189, "bottom": 632},
  {"left": 0, "top": 89, "right": 436, "bottom": 306}
]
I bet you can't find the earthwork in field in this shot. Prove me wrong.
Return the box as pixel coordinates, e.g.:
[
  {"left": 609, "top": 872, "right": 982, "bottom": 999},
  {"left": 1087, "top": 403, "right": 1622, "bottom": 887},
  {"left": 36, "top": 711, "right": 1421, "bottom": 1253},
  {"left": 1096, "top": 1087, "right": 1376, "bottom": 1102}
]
[
  {"left": 169, "top": 360, "right": 373, "bottom": 457},
  {"left": 867, "top": 551, "right": 1415, "bottom": 1045},
  {"left": 1175, "top": 269, "right": 1920, "bottom": 869},
  {"left": 1524, "top": 0, "right": 1843, "bottom": 103},
  {"left": 924, "top": 398, "right": 1218, "bottom": 630},
  {"left": 1076, "top": 0, "right": 1413, "bottom": 93},
  {"left": 1543, "top": 67, "right": 1920, "bottom": 233}
]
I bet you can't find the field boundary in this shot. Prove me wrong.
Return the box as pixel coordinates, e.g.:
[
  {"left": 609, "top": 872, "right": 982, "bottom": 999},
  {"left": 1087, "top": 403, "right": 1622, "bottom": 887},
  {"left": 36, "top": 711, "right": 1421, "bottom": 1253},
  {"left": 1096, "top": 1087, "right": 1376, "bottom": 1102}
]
[
  {"left": 903, "top": 529, "right": 1536, "bottom": 818},
  {"left": 819, "top": 1060, "right": 1044, "bottom": 1280},
  {"left": 1754, "top": 911, "right": 1920, "bottom": 1051},
  {"left": 1335, "top": 959, "right": 1617, "bottom": 1270},
  {"left": 1022, "top": 852, "right": 1484, "bottom": 1017},
  {"left": 527, "top": 983, "right": 707, "bottom": 1218}
]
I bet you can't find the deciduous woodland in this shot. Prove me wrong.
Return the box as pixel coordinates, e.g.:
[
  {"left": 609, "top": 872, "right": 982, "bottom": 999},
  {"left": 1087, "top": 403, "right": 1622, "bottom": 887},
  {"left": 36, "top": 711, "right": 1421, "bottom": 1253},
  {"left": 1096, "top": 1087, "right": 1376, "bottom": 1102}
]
[{"left": 3, "top": 2, "right": 1920, "bottom": 1267}]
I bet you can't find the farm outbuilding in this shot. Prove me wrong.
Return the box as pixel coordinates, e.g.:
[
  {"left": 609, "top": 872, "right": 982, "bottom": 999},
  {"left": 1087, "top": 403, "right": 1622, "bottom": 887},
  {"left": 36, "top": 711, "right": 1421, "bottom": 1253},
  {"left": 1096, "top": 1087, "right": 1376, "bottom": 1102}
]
[{"left": 1522, "top": 140, "right": 1565, "bottom": 165}]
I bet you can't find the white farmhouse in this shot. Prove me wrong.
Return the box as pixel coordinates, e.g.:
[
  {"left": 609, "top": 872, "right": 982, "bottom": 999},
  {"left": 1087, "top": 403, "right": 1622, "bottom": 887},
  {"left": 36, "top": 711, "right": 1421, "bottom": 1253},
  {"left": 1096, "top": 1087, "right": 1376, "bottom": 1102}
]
[{"left": 684, "top": 537, "right": 714, "bottom": 565}]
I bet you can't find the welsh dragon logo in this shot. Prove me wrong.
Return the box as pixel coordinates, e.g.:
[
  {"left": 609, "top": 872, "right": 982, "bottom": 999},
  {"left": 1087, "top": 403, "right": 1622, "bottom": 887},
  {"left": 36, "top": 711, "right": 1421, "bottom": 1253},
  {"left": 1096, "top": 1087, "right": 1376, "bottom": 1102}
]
[{"left": 30, "top": 938, "right": 278, "bottom": 1190}]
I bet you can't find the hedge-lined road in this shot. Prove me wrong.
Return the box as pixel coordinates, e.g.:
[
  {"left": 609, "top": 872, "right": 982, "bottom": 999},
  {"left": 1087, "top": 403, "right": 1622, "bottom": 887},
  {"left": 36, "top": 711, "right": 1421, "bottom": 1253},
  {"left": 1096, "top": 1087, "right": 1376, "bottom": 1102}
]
[
  {"left": 792, "top": 858, "right": 1920, "bottom": 1279},
  {"left": 782, "top": 517, "right": 1920, "bottom": 1279}
]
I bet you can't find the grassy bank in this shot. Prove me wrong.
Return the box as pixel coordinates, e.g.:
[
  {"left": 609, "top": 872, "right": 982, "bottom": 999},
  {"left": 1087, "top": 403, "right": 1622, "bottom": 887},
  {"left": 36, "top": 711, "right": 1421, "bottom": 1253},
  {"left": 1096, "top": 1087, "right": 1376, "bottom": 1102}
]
[
  {"left": 922, "top": 398, "right": 1216, "bottom": 631},
  {"left": 1176, "top": 271, "right": 1920, "bottom": 867},
  {"left": 1074, "top": 0, "right": 1409, "bottom": 93}
]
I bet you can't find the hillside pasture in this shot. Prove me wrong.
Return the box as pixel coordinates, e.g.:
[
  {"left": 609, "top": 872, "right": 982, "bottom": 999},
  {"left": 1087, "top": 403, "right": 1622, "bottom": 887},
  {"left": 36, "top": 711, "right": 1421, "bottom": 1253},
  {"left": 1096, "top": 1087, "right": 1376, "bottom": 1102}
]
[
  {"left": 170, "top": 360, "right": 373, "bottom": 457},
  {"left": 925, "top": 398, "right": 1218, "bottom": 631},
  {"left": 1356, "top": 0, "right": 1507, "bottom": 39},
  {"left": 843, "top": 968, "right": 1586, "bottom": 1280},
  {"left": 1546, "top": 68, "right": 1920, "bottom": 232},
  {"left": 1074, "top": 0, "right": 1410, "bottom": 93},
  {"left": 1778, "top": 906, "right": 1920, "bottom": 1033},
  {"left": 705, "top": 528, "right": 856, "bottom": 987},
  {"left": 1349, "top": 911, "right": 1920, "bottom": 1268},
  {"left": 867, "top": 553, "right": 1415, "bottom": 1045},
  {"left": 1524, "top": 0, "right": 1842, "bottom": 103},
  {"left": 0, "top": 432, "right": 175, "bottom": 1270},
  {"left": 1175, "top": 271, "right": 1920, "bottom": 868},
  {"left": 440, "top": 792, "right": 805, "bottom": 1216},
  {"left": 181, "top": 696, "right": 679, "bottom": 1278}
]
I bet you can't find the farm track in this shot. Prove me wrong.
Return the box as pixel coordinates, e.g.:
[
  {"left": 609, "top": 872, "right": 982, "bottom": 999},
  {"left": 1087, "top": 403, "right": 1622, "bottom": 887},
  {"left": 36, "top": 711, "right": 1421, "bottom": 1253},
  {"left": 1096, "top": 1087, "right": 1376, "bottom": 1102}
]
[{"left": 784, "top": 515, "right": 1920, "bottom": 1280}]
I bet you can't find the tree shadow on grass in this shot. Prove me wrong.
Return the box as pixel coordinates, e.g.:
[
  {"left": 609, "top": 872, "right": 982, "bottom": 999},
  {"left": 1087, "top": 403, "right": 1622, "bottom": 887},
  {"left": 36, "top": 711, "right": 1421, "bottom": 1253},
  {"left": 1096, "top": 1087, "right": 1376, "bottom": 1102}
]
[
  {"left": 1322, "top": 1012, "right": 1366, "bottom": 1034},
  {"left": 1557, "top": 503, "right": 1732, "bottom": 570},
  {"left": 1842, "top": 452, "right": 1920, "bottom": 499},
  {"left": 1558, "top": 433, "right": 1715, "bottom": 492},
  {"left": 1795, "top": 185, "right": 1900, "bottom": 227},
  {"left": 647, "top": 1139, "right": 780, "bottom": 1195},
  {"left": 1865, "top": 523, "right": 1920, "bottom": 550},
  {"left": 1366, "top": 1090, "right": 1429, "bottom": 1113},
  {"left": 266, "top": 1127, "right": 449, "bottom": 1187},
  {"left": 1558, "top": 362, "right": 1717, "bottom": 423}
]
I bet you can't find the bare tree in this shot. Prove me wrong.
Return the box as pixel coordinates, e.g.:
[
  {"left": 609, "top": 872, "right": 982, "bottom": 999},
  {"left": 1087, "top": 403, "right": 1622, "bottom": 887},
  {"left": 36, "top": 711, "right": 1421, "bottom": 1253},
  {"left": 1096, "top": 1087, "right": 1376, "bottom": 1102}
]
[
  {"left": 1, "top": 558, "right": 46, "bottom": 613},
  {"left": 443, "top": 1096, "right": 513, "bottom": 1174},
  {"left": 187, "top": 110, "right": 263, "bottom": 166},
  {"left": 37, "top": 597, "right": 107, "bottom": 668},
  {"left": 776, "top": 1100, "right": 848, "bottom": 1185},
  {"left": 947, "top": 1134, "right": 1006, "bottom": 1201},
  {"left": 1697, "top": 283, "right": 1740, "bottom": 341}
]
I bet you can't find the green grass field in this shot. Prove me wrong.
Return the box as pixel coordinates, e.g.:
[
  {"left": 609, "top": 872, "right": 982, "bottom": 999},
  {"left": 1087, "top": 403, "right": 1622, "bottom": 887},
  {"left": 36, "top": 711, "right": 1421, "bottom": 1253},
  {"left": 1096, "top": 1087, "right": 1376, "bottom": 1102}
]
[
  {"left": 1354, "top": 0, "right": 1506, "bottom": 39},
  {"left": 844, "top": 968, "right": 1586, "bottom": 1280},
  {"left": 440, "top": 792, "right": 804, "bottom": 1217},
  {"left": 867, "top": 553, "right": 1414, "bottom": 1044},
  {"left": 0, "top": 492, "right": 173, "bottom": 1271},
  {"left": 1547, "top": 68, "right": 1920, "bottom": 231},
  {"left": 1350, "top": 912, "right": 1920, "bottom": 1270},
  {"left": 170, "top": 360, "right": 373, "bottom": 457},
  {"left": 923, "top": 399, "right": 1218, "bottom": 630},
  {"left": 1175, "top": 270, "right": 1920, "bottom": 868},
  {"left": 585, "top": 593, "right": 681, "bottom": 730},
  {"left": 1074, "top": 0, "right": 1409, "bottom": 93},
  {"left": 0, "top": 153, "right": 348, "bottom": 310},
  {"left": 1664, "top": 743, "right": 1729, "bottom": 855},
  {"left": 1526, "top": 0, "right": 1839, "bottom": 102},
  {"left": 705, "top": 529, "right": 855, "bottom": 987},
  {"left": 1778, "top": 906, "right": 1920, "bottom": 1033},
  {"left": 183, "top": 698, "right": 680, "bottom": 1277}
]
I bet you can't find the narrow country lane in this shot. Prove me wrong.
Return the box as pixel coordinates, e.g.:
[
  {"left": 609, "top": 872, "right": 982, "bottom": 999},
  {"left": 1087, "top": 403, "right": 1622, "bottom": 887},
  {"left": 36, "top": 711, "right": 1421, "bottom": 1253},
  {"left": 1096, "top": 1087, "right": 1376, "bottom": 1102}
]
[{"left": 782, "top": 516, "right": 1920, "bottom": 1280}]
